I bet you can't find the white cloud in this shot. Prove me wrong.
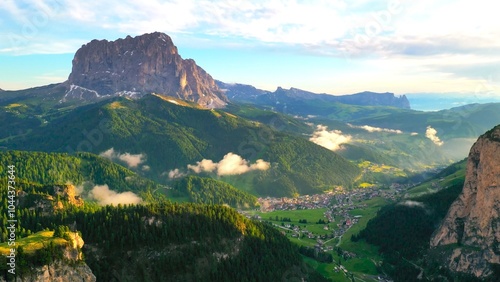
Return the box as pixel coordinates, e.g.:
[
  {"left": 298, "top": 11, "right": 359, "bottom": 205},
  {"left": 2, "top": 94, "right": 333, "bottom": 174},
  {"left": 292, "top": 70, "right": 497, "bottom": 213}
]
[
  {"left": 100, "top": 148, "right": 115, "bottom": 159},
  {"left": 167, "top": 168, "right": 185, "bottom": 179},
  {"left": 99, "top": 148, "right": 146, "bottom": 168},
  {"left": 398, "top": 200, "right": 425, "bottom": 209},
  {"left": 88, "top": 184, "right": 142, "bottom": 206},
  {"left": 309, "top": 125, "right": 351, "bottom": 151},
  {"left": 187, "top": 153, "right": 270, "bottom": 176},
  {"left": 425, "top": 126, "right": 444, "bottom": 146},
  {"left": 411, "top": 132, "right": 419, "bottom": 136},
  {"left": 117, "top": 153, "right": 144, "bottom": 168},
  {"left": 187, "top": 159, "right": 217, "bottom": 174},
  {"left": 348, "top": 123, "right": 403, "bottom": 134}
]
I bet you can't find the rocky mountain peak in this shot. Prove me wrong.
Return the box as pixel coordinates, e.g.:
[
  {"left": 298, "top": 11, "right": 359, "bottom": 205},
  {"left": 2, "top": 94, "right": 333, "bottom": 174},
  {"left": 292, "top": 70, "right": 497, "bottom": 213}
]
[
  {"left": 66, "top": 32, "right": 227, "bottom": 108},
  {"left": 430, "top": 124, "right": 500, "bottom": 278}
]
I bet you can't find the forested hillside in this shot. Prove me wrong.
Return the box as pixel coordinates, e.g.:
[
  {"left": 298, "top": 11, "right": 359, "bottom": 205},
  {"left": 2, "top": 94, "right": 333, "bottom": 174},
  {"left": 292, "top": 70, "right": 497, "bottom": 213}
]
[
  {"left": 2, "top": 95, "right": 360, "bottom": 197},
  {"left": 0, "top": 179, "right": 329, "bottom": 281},
  {"left": 172, "top": 175, "right": 258, "bottom": 208},
  {"left": 354, "top": 160, "right": 468, "bottom": 281},
  {"left": 0, "top": 150, "right": 161, "bottom": 193}
]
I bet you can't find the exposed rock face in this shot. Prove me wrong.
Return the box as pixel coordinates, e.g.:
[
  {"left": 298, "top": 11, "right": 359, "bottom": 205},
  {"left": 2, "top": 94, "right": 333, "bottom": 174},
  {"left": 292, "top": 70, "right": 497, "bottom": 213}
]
[
  {"left": 430, "top": 124, "right": 500, "bottom": 278},
  {"left": 53, "top": 184, "right": 84, "bottom": 207},
  {"left": 0, "top": 262, "right": 96, "bottom": 282},
  {"left": 0, "top": 233, "right": 96, "bottom": 282},
  {"left": 18, "top": 184, "right": 84, "bottom": 215},
  {"left": 66, "top": 32, "right": 227, "bottom": 108}
]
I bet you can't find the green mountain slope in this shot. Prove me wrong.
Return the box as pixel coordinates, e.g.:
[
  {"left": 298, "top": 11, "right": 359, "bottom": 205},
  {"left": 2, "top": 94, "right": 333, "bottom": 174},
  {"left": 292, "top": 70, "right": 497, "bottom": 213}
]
[
  {"left": 356, "top": 159, "right": 467, "bottom": 281},
  {"left": 224, "top": 103, "right": 312, "bottom": 135},
  {"left": 0, "top": 150, "right": 161, "bottom": 193},
  {"left": 2, "top": 94, "right": 360, "bottom": 197},
  {"left": 171, "top": 175, "right": 258, "bottom": 208}
]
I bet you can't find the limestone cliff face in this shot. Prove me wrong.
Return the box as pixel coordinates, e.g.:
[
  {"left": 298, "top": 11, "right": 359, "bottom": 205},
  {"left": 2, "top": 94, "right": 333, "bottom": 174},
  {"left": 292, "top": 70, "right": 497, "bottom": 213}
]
[
  {"left": 18, "top": 184, "right": 83, "bottom": 216},
  {"left": 0, "top": 262, "right": 95, "bottom": 282},
  {"left": 430, "top": 124, "right": 500, "bottom": 277},
  {"left": 66, "top": 32, "right": 227, "bottom": 108},
  {"left": 0, "top": 233, "right": 96, "bottom": 282}
]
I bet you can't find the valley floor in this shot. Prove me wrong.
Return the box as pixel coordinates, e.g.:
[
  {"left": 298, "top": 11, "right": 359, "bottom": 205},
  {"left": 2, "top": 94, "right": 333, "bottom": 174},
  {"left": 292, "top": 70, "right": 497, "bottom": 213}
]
[{"left": 241, "top": 184, "right": 417, "bottom": 281}]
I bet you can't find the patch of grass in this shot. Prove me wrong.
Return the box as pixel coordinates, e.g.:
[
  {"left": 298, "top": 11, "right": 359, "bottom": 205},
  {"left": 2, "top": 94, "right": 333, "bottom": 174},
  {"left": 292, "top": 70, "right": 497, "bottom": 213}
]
[
  {"left": 108, "top": 101, "right": 126, "bottom": 109},
  {"left": 152, "top": 93, "right": 202, "bottom": 108},
  {"left": 406, "top": 168, "right": 465, "bottom": 198},
  {"left": 343, "top": 257, "right": 379, "bottom": 276},
  {"left": 5, "top": 103, "right": 26, "bottom": 109},
  {"left": 332, "top": 197, "right": 387, "bottom": 277},
  {"left": 359, "top": 182, "right": 375, "bottom": 188},
  {"left": 302, "top": 256, "right": 351, "bottom": 282},
  {"left": 0, "top": 230, "right": 67, "bottom": 255},
  {"left": 210, "top": 109, "right": 222, "bottom": 118},
  {"left": 251, "top": 208, "right": 328, "bottom": 224},
  {"left": 249, "top": 208, "right": 336, "bottom": 248}
]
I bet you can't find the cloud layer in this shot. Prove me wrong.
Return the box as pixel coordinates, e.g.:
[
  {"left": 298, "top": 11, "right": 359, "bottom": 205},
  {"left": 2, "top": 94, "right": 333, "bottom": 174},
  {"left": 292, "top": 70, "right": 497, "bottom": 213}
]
[
  {"left": 348, "top": 123, "right": 403, "bottom": 134},
  {"left": 88, "top": 184, "right": 143, "bottom": 206},
  {"left": 309, "top": 125, "right": 351, "bottom": 151},
  {"left": 187, "top": 153, "right": 270, "bottom": 176},
  {"left": 100, "top": 148, "right": 146, "bottom": 168},
  {"left": 2, "top": 0, "right": 499, "bottom": 95},
  {"left": 425, "top": 126, "right": 444, "bottom": 146}
]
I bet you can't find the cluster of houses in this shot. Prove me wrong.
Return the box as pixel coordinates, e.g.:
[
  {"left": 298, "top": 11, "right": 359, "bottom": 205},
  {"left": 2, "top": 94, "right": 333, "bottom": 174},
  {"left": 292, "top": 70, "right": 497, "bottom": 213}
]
[
  {"left": 258, "top": 184, "right": 412, "bottom": 213},
  {"left": 257, "top": 191, "right": 338, "bottom": 212},
  {"left": 247, "top": 184, "right": 419, "bottom": 251}
]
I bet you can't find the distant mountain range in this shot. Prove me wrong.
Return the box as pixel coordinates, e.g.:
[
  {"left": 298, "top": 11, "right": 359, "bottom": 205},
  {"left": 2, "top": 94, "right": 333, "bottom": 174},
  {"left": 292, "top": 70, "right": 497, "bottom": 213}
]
[{"left": 217, "top": 81, "right": 411, "bottom": 109}]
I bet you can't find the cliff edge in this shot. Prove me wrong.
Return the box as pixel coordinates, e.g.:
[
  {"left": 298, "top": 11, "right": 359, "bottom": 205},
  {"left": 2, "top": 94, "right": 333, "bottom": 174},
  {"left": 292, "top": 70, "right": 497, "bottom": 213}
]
[{"left": 430, "top": 124, "right": 500, "bottom": 278}]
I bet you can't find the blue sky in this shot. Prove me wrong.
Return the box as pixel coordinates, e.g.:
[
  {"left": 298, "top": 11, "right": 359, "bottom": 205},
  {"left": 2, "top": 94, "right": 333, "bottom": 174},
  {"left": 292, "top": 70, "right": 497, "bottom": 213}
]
[{"left": 1, "top": 0, "right": 499, "bottom": 98}]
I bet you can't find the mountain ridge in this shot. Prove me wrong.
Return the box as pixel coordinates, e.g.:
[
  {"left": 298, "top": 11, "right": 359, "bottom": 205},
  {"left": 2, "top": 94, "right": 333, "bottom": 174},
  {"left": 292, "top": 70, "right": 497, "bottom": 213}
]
[
  {"left": 66, "top": 32, "right": 227, "bottom": 108},
  {"left": 217, "top": 80, "right": 411, "bottom": 109}
]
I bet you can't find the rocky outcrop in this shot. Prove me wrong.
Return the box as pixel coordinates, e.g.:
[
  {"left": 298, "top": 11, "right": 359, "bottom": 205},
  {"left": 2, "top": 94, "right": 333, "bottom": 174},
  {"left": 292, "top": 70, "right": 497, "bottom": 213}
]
[
  {"left": 0, "top": 261, "right": 95, "bottom": 282},
  {"left": 18, "top": 184, "right": 84, "bottom": 215},
  {"left": 0, "top": 233, "right": 96, "bottom": 282},
  {"left": 430, "top": 124, "right": 500, "bottom": 278},
  {"left": 66, "top": 32, "right": 227, "bottom": 108},
  {"left": 53, "top": 184, "right": 84, "bottom": 207}
]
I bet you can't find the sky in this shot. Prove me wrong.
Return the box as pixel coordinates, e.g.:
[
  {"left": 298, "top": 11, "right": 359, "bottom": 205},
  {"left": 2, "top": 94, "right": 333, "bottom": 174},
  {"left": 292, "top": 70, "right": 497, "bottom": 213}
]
[{"left": 0, "top": 0, "right": 499, "bottom": 99}]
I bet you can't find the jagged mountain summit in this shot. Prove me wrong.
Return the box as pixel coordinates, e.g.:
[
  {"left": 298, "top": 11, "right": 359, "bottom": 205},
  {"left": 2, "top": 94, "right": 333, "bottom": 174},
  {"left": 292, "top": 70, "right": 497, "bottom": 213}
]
[
  {"left": 430, "top": 124, "right": 500, "bottom": 278},
  {"left": 65, "top": 32, "right": 227, "bottom": 108},
  {"left": 217, "top": 81, "right": 411, "bottom": 109}
]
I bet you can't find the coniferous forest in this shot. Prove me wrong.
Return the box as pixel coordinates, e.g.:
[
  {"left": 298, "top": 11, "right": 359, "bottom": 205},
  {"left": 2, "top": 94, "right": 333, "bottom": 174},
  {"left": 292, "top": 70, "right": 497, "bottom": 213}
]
[{"left": 0, "top": 150, "right": 329, "bottom": 281}]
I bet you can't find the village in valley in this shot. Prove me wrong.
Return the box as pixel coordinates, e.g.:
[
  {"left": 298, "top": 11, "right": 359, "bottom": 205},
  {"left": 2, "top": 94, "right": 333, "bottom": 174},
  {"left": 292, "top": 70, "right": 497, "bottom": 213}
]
[{"left": 241, "top": 184, "right": 412, "bottom": 281}]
